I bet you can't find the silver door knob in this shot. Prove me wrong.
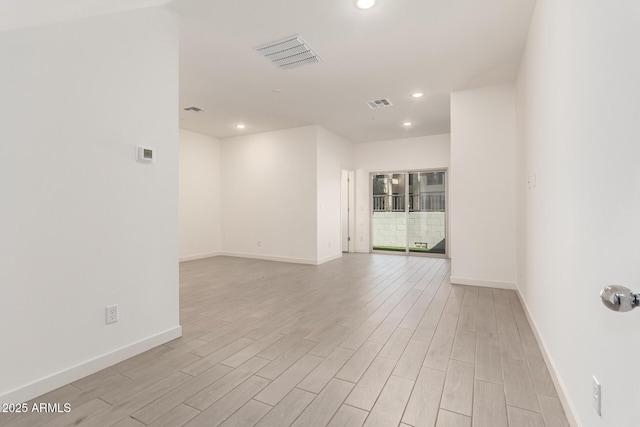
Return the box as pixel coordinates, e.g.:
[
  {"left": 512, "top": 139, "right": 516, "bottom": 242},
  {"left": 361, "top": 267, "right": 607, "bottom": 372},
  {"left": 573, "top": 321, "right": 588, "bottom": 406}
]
[{"left": 600, "top": 285, "right": 640, "bottom": 312}]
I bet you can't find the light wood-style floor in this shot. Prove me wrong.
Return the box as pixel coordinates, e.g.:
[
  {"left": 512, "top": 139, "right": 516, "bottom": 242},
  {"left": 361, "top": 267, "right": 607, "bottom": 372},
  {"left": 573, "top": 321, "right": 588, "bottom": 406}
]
[{"left": 0, "top": 255, "right": 570, "bottom": 427}]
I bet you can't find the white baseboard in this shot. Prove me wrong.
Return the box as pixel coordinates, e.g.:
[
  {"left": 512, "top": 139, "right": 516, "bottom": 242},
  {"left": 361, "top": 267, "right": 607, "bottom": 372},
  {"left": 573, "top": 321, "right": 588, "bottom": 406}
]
[
  {"left": 316, "top": 253, "right": 343, "bottom": 265},
  {"left": 516, "top": 291, "right": 580, "bottom": 427},
  {"left": 449, "top": 276, "right": 516, "bottom": 290},
  {"left": 0, "top": 326, "right": 182, "bottom": 405},
  {"left": 183, "top": 251, "right": 341, "bottom": 266},
  {"left": 179, "top": 251, "right": 221, "bottom": 262},
  {"left": 219, "top": 251, "right": 318, "bottom": 265}
]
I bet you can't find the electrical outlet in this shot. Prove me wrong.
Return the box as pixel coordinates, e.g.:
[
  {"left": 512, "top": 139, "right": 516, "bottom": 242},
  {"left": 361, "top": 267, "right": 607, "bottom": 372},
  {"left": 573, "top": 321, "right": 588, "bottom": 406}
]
[
  {"left": 592, "top": 376, "right": 601, "bottom": 416},
  {"left": 257, "top": 240, "right": 261, "bottom": 247},
  {"left": 328, "top": 241, "right": 331, "bottom": 247},
  {"left": 106, "top": 305, "right": 118, "bottom": 325}
]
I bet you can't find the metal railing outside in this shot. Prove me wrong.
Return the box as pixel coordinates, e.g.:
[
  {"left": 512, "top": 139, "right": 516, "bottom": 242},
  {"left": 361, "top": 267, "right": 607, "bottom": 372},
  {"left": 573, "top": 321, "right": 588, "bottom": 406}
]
[{"left": 373, "top": 192, "right": 445, "bottom": 212}]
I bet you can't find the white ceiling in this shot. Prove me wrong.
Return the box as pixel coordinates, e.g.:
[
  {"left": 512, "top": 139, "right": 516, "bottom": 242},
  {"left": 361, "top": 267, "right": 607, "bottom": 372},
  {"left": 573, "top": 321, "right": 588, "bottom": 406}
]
[
  {"left": 0, "top": 0, "right": 170, "bottom": 32},
  {"left": 3, "top": 0, "right": 535, "bottom": 143},
  {"left": 169, "top": 0, "right": 536, "bottom": 142}
]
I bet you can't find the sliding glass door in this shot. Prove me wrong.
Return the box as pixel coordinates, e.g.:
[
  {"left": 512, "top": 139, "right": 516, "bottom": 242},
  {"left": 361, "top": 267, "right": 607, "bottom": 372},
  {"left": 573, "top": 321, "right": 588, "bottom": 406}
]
[
  {"left": 372, "top": 170, "right": 446, "bottom": 256},
  {"left": 372, "top": 173, "right": 406, "bottom": 252},
  {"left": 407, "top": 171, "right": 446, "bottom": 254}
]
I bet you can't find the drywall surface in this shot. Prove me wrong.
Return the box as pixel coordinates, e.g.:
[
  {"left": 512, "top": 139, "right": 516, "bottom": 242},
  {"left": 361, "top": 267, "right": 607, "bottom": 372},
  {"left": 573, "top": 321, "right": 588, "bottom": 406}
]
[
  {"left": 354, "top": 135, "right": 450, "bottom": 253},
  {"left": 516, "top": 1, "right": 640, "bottom": 425},
  {"left": 0, "top": 7, "right": 180, "bottom": 402},
  {"left": 220, "top": 126, "right": 318, "bottom": 264},
  {"left": 316, "top": 127, "right": 354, "bottom": 263},
  {"left": 179, "top": 129, "right": 221, "bottom": 261},
  {"left": 450, "top": 84, "right": 517, "bottom": 288}
]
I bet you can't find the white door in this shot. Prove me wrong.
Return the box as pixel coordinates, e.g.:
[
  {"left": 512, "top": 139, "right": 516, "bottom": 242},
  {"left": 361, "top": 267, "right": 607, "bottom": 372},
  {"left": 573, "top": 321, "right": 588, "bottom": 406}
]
[{"left": 341, "top": 170, "right": 354, "bottom": 253}]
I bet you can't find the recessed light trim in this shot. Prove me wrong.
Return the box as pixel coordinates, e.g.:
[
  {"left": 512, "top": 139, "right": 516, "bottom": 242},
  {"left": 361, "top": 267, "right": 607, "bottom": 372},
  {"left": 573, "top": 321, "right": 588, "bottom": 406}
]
[
  {"left": 412, "top": 92, "right": 424, "bottom": 98},
  {"left": 235, "top": 123, "right": 247, "bottom": 129},
  {"left": 355, "top": 0, "right": 376, "bottom": 10},
  {"left": 403, "top": 122, "right": 413, "bottom": 127}
]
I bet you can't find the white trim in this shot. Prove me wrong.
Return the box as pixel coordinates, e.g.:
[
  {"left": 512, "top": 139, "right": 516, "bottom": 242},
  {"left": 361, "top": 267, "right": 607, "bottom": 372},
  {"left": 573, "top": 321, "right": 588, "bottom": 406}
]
[
  {"left": 186, "top": 252, "right": 342, "bottom": 266},
  {"left": 179, "top": 251, "right": 221, "bottom": 262},
  {"left": 220, "top": 251, "right": 318, "bottom": 265},
  {"left": 516, "top": 290, "right": 580, "bottom": 427},
  {"left": 0, "top": 326, "right": 182, "bottom": 405},
  {"left": 348, "top": 170, "right": 356, "bottom": 253},
  {"left": 316, "top": 253, "right": 342, "bottom": 265},
  {"left": 449, "top": 276, "right": 516, "bottom": 290}
]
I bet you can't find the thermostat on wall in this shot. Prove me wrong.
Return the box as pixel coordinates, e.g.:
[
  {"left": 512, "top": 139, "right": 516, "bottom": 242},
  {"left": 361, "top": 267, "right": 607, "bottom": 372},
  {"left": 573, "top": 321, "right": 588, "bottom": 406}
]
[{"left": 136, "top": 146, "right": 155, "bottom": 163}]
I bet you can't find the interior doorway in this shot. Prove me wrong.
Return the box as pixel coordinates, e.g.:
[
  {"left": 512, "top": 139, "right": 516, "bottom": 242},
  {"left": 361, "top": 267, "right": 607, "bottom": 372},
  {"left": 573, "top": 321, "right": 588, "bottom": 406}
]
[{"left": 371, "top": 170, "right": 447, "bottom": 256}]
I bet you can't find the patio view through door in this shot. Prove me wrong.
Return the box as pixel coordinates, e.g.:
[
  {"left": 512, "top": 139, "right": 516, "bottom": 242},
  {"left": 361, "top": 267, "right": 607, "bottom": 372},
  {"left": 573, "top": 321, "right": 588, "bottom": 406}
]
[{"left": 371, "top": 170, "right": 446, "bottom": 255}]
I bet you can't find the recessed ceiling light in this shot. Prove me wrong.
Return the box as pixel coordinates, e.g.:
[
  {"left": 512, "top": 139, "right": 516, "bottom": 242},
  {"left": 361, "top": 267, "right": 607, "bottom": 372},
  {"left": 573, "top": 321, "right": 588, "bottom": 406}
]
[
  {"left": 355, "top": 0, "right": 376, "bottom": 10},
  {"left": 403, "top": 122, "right": 413, "bottom": 127},
  {"left": 412, "top": 92, "right": 424, "bottom": 98},
  {"left": 235, "top": 123, "right": 246, "bottom": 129}
]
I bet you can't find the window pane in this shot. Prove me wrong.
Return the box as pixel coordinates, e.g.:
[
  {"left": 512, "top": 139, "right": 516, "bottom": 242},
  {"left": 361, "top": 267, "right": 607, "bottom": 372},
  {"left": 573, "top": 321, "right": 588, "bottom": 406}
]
[
  {"left": 372, "top": 173, "right": 406, "bottom": 251},
  {"left": 408, "top": 172, "right": 445, "bottom": 254}
]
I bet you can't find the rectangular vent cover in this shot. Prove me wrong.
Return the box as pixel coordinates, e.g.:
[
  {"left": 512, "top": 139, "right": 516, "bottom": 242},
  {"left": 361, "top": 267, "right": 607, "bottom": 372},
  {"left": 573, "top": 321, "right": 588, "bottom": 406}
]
[
  {"left": 255, "top": 35, "right": 321, "bottom": 70},
  {"left": 367, "top": 99, "right": 393, "bottom": 109}
]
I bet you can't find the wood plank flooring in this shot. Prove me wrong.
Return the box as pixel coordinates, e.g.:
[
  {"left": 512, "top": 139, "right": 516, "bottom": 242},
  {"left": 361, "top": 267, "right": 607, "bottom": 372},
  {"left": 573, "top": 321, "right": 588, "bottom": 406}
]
[{"left": 0, "top": 255, "right": 570, "bottom": 427}]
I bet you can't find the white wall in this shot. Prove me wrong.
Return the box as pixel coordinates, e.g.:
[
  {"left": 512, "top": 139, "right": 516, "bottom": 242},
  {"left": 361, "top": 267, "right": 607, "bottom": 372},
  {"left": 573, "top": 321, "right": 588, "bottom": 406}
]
[
  {"left": 354, "top": 135, "right": 450, "bottom": 253},
  {"left": 450, "top": 84, "right": 517, "bottom": 289},
  {"left": 317, "top": 127, "right": 354, "bottom": 263},
  {"left": 221, "top": 126, "right": 318, "bottom": 264},
  {"left": 183, "top": 125, "right": 354, "bottom": 266},
  {"left": 0, "top": 8, "right": 180, "bottom": 403},
  {"left": 179, "top": 129, "right": 221, "bottom": 261},
  {"left": 517, "top": 1, "right": 640, "bottom": 426}
]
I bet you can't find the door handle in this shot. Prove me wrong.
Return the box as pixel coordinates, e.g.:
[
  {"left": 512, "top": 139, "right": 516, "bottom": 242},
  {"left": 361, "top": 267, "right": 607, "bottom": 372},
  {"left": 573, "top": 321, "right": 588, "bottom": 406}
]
[{"left": 600, "top": 285, "right": 640, "bottom": 312}]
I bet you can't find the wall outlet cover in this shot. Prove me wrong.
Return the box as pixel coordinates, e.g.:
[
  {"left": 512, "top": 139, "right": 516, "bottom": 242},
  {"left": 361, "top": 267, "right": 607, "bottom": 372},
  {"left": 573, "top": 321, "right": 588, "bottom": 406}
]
[{"left": 106, "top": 305, "right": 119, "bottom": 325}]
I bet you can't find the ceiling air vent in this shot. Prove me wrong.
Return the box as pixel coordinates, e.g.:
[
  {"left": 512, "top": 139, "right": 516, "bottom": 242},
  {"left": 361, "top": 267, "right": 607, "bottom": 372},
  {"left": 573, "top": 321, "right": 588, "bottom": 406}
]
[
  {"left": 367, "top": 98, "right": 393, "bottom": 109},
  {"left": 183, "top": 106, "right": 205, "bottom": 113},
  {"left": 255, "top": 35, "right": 321, "bottom": 70}
]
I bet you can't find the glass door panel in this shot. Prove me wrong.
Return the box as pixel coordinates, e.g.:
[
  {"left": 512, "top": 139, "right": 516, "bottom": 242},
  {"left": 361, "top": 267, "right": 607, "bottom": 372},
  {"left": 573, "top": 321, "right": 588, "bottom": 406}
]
[
  {"left": 372, "top": 173, "right": 406, "bottom": 252},
  {"left": 408, "top": 171, "right": 446, "bottom": 254}
]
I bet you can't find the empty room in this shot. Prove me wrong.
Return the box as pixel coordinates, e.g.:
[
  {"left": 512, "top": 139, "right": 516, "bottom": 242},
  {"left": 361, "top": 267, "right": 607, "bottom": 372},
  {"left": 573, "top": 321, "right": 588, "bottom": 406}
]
[{"left": 1, "top": 1, "right": 638, "bottom": 426}]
